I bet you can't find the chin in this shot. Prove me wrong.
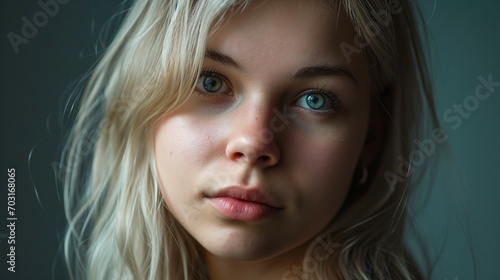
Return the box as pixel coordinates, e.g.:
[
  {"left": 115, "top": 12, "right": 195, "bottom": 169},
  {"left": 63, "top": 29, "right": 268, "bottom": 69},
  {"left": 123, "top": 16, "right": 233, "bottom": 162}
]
[{"left": 200, "top": 237, "right": 284, "bottom": 262}]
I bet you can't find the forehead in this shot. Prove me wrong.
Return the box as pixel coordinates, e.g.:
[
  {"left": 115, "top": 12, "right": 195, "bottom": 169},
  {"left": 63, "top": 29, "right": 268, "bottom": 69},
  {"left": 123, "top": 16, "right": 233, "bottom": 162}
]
[{"left": 207, "top": 0, "right": 370, "bottom": 86}]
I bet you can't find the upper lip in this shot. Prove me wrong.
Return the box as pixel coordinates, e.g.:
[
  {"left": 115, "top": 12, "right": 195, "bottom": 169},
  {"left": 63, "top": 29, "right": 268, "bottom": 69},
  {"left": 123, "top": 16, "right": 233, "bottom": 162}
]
[{"left": 206, "top": 186, "right": 283, "bottom": 209}]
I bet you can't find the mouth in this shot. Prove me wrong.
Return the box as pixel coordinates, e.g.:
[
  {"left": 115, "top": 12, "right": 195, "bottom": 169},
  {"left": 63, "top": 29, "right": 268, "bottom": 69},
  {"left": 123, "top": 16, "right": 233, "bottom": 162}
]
[{"left": 205, "top": 186, "right": 283, "bottom": 222}]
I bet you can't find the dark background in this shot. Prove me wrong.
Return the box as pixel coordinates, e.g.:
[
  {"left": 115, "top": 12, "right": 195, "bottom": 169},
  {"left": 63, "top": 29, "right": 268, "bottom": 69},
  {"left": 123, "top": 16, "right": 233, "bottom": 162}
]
[
  {"left": 1, "top": 1, "right": 124, "bottom": 279},
  {"left": 1, "top": 0, "right": 499, "bottom": 279}
]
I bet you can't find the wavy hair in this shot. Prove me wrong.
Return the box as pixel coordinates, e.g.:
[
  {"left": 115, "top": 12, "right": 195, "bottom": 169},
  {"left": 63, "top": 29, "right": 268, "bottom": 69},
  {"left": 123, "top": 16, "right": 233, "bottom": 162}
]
[{"left": 61, "top": 0, "right": 437, "bottom": 279}]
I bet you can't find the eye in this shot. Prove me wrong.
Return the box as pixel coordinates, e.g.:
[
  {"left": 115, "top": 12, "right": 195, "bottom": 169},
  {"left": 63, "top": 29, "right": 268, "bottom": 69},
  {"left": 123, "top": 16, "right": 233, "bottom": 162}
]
[
  {"left": 295, "top": 90, "right": 341, "bottom": 112},
  {"left": 196, "top": 72, "right": 231, "bottom": 96}
]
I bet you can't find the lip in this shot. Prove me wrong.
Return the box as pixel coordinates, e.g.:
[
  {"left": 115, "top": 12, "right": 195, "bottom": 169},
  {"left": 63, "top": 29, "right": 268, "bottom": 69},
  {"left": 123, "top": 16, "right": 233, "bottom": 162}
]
[{"left": 205, "top": 186, "right": 283, "bottom": 221}]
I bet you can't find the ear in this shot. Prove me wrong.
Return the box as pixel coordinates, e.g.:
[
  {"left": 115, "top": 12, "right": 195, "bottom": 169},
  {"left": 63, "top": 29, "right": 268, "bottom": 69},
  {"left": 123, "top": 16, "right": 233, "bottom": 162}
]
[{"left": 358, "top": 93, "right": 388, "bottom": 167}]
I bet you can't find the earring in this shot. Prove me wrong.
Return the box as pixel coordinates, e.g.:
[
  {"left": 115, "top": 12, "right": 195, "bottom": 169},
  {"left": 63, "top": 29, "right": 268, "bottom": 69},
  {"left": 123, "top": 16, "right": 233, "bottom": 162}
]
[{"left": 358, "top": 166, "right": 368, "bottom": 186}]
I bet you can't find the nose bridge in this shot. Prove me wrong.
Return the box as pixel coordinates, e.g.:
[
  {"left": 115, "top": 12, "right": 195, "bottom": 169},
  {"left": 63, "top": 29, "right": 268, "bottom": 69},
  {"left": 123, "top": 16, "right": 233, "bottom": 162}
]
[
  {"left": 237, "top": 99, "right": 275, "bottom": 150},
  {"left": 244, "top": 100, "right": 273, "bottom": 135},
  {"left": 226, "top": 97, "right": 281, "bottom": 167}
]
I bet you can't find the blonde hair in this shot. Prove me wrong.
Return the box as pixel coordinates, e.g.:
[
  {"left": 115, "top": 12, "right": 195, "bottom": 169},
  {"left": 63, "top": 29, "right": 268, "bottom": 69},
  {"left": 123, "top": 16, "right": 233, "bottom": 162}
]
[{"left": 61, "top": 0, "right": 437, "bottom": 279}]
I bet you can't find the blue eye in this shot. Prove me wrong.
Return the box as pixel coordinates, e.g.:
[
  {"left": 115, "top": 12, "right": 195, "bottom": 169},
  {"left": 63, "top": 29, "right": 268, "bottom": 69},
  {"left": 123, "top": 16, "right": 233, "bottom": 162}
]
[
  {"left": 203, "top": 75, "right": 222, "bottom": 92},
  {"left": 196, "top": 72, "right": 230, "bottom": 95},
  {"left": 295, "top": 91, "right": 341, "bottom": 112},
  {"left": 304, "top": 93, "right": 325, "bottom": 109}
]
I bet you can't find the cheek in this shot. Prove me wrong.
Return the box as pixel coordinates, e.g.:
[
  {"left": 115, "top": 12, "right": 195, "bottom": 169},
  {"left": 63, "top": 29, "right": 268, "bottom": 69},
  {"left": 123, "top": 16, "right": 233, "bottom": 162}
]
[
  {"left": 154, "top": 115, "right": 220, "bottom": 210},
  {"left": 155, "top": 115, "right": 215, "bottom": 176},
  {"left": 155, "top": 117, "right": 196, "bottom": 209},
  {"left": 311, "top": 138, "right": 359, "bottom": 181},
  {"left": 286, "top": 128, "right": 365, "bottom": 212}
]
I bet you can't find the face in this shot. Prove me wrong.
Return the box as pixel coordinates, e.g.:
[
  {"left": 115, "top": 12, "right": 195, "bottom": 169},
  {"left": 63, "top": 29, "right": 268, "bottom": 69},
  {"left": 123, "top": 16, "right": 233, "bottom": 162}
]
[{"left": 155, "top": 0, "right": 374, "bottom": 264}]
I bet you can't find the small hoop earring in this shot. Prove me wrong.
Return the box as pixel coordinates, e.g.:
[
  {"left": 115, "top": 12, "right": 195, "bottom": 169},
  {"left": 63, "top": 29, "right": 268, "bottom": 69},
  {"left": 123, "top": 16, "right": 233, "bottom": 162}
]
[{"left": 358, "top": 167, "right": 368, "bottom": 186}]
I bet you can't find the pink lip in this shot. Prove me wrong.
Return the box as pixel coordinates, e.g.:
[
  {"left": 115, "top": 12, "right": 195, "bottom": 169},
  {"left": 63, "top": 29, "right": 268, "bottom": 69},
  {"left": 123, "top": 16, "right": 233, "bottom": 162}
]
[{"left": 205, "top": 187, "right": 283, "bottom": 221}]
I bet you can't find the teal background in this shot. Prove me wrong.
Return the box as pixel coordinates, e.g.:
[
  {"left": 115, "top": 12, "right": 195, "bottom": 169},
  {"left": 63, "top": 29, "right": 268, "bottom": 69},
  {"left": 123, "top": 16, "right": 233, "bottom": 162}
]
[
  {"left": 409, "top": 1, "right": 500, "bottom": 279},
  {"left": 1, "top": 1, "right": 126, "bottom": 279},
  {"left": 1, "top": 0, "right": 499, "bottom": 279}
]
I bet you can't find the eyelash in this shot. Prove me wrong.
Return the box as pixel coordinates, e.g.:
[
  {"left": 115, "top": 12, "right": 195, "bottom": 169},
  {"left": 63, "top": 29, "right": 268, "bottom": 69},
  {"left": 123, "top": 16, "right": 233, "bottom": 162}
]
[
  {"left": 201, "top": 67, "right": 222, "bottom": 80},
  {"left": 196, "top": 69, "right": 342, "bottom": 113}
]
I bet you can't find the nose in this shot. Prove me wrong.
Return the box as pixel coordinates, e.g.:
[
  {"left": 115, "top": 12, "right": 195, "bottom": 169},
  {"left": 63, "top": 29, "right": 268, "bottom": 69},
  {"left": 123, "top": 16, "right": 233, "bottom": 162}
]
[{"left": 225, "top": 106, "right": 281, "bottom": 168}]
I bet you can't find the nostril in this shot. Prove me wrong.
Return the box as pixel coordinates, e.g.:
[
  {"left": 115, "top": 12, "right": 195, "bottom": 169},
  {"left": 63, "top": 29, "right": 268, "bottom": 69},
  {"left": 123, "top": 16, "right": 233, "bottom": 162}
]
[
  {"left": 234, "top": 152, "right": 244, "bottom": 159},
  {"left": 257, "top": 155, "right": 272, "bottom": 163},
  {"left": 226, "top": 139, "right": 279, "bottom": 166}
]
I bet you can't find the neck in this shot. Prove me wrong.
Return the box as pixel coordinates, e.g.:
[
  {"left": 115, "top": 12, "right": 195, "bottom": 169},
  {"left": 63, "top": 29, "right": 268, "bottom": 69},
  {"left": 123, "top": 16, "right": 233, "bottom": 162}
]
[{"left": 203, "top": 243, "right": 309, "bottom": 280}]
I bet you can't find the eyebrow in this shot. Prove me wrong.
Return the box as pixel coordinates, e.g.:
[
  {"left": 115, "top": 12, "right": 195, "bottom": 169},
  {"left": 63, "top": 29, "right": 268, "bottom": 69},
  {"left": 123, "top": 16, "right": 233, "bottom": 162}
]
[
  {"left": 293, "top": 64, "right": 359, "bottom": 85},
  {"left": 205, "top": 50, "right": 242, "bottom": 70},
  {"left": 204, "top": 49, "right": 358, "bottom": 85}
]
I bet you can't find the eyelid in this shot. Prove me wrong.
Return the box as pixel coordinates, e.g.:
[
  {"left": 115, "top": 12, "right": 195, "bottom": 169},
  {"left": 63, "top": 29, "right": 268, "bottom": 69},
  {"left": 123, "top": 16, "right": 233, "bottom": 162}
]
[
  {"left": 200, "top": 71, "right": 224, "bottom": 81},
  {"left": 201, "top": 66, "right": 221, "bottom": 75}
]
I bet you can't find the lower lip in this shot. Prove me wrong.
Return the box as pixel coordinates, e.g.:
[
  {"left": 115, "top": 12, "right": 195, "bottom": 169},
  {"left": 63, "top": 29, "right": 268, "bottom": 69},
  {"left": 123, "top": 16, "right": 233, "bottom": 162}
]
[{"left": 206, "top": 197, "right": 278, "bottom": 221}]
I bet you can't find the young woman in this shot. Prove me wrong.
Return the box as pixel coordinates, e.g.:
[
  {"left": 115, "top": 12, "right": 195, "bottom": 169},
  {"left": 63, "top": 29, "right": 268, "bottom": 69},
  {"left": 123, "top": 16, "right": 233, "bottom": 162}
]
[{"left": 62, "top": 0, "right": 438, "bottom": 279}]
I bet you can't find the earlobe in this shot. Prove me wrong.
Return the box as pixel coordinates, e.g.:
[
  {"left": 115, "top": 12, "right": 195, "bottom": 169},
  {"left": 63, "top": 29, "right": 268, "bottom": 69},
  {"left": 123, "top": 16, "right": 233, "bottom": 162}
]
[{"left": 357, "top": 166, "right": 368, "bottom": 186}]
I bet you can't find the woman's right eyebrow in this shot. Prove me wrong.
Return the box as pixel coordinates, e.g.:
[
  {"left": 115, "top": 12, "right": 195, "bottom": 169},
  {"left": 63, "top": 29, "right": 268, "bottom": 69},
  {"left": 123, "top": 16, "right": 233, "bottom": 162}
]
[{"left": 205, "top": 49, "right": 243, "bottom": 70}]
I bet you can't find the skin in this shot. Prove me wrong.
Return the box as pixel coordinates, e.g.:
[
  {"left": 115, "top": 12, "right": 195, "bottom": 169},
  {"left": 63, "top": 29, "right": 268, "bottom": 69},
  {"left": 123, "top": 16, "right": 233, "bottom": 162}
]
[{"left": 154, "top": 0, "right": 379, "bottom": 279}]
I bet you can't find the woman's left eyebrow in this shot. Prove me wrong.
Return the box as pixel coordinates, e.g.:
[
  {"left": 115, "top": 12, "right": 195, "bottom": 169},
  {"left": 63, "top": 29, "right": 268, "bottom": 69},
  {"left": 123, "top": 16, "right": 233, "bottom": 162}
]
[{"left": 292, "top": 64, "right": 359, "bottom": 85}]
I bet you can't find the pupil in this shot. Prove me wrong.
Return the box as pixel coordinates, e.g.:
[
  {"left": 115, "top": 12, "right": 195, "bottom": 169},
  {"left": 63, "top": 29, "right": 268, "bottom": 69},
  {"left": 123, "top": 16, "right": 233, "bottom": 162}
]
[
  {"left": 203, "top": 76, "right": 221, "bottom": 92},
  {"left": 306, "top": 94, "right": 324, "bottom": 109}
]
